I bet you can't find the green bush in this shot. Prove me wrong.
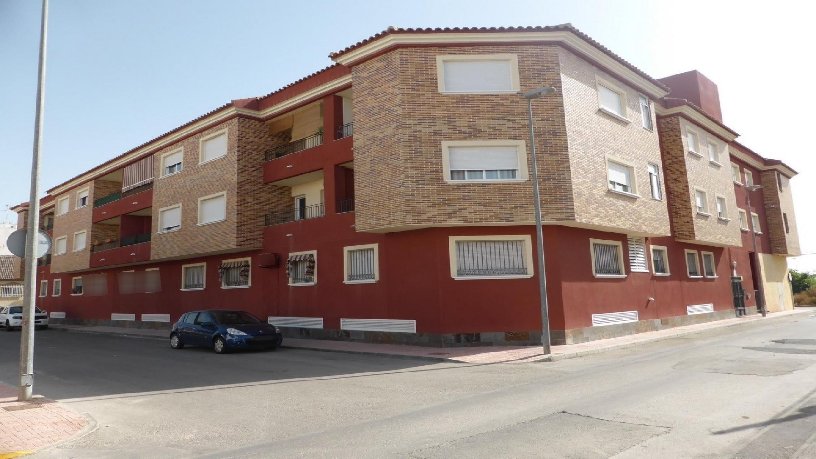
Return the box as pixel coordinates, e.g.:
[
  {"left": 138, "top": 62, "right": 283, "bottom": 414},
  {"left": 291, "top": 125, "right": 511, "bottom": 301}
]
[{"left": 793, "top": 287, "right": 816, "bottom": 306}]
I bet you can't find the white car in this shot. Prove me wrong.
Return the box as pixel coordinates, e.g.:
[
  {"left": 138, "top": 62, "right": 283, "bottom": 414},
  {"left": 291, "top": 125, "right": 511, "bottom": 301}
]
[{"left": 0, "top": 305, "right": 49, "bottom": 330}]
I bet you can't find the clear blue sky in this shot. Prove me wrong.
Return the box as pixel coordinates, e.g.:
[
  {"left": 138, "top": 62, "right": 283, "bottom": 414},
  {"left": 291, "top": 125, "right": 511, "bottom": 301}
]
[{"left": 1, "top": 0, "right": 814, "bottom": 270}]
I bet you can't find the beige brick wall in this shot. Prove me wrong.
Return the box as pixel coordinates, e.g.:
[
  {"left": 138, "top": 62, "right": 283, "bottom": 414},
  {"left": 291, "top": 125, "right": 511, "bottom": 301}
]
[
  {"left": 353, "top": 45, "right": 571, "bottom": 233},
  {"left": 93, "top": 180, "right": 121, "bottom": 203},
  {"left": 761, "top": 171, "right": 800, "bottom": 255},
  {"left": 151, "top": 120, "right": 239, "bottom": 260},
  {"left": 558, "top": 48, "right": 669, "bottom": 236},
  {"left": 51, "top": 183, "right": 94, "bottom": 273}
]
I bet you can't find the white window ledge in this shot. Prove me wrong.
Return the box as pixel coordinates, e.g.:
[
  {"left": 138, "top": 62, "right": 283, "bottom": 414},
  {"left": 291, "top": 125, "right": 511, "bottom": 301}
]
[
  {"left": 717, "top": 217, "right": 731, "bottom": 222},
  {"left": 158, "top": 228, "right": 181, "bottom": 234},
  {"left": 704, "top": 275, "right": 719, "bottom": 279},
  {"left": 607, "top": 189, "right": 639, "bottom": 199},
  {"left": 70, "top": 293, "right": 84, "bottom": 296},
  {"left": 180, "top": 288, "right": 204, "bottom": 292},
  {"left": 653, "top": 273, "right": 671, "bottom": 277},
  {"left": 289, "top": 282, "right": 316, "bottom": 287},
  {"left": 440, "top": 89, "right": 519, "bottom": 95},
  {"left": 696, "top": 211, "right": 711, "bottom": 217},
  {"left": 453, "top": 274, "right": 533, "bottom": 281},
  {"left": 688, "top": 150, "right": 703, "bottom": 158},
  {"left": 197, "top": 219, "right": 226, "bottom": 227},
  {"left": 160, "top": 171, "right": 182, "bottom": 179},
  {"left": 733, "top": 181, "right": 742, "bottom": 186},
  {"left": 709, "top": 160, "right": 723, "bottom": 168},
  {"left": 221, "top": 285, "right": 250, "bottom": 289},
  {"left": 597, "top": 108, "right": 630, "bottom": 123},
  {"left": 593, "top": 274, "right": 627, "bottom": 279},
  {"left": 740, "top": 228, "right": 750, "bottom": 232},
  {"left": 753, "top": 231, "right": 763, "bottom": 235},
  {"left": 446, "top": 178, "right": 526, "bottom": 185},
  {"left": 687, "top": 275, "right": 703, "bottom": 279},
  {"left": 343, "top": 280, "right": 378, "bottom": 285}
]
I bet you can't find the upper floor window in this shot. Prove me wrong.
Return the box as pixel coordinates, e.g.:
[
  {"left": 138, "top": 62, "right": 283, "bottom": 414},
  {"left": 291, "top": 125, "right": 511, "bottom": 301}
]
[
  {"left": 647, "top": 163, "right": 662, "bottom": 200},
  {"left": 76, "top": 188, "right": 89, "bottom": 209},
  {"left": 590, "top": 239, "right": 625, "bottom": 277},
  {"left": 738, "top": 209, "right": 749, "bottom": 231},
  {"left": 597, "top": 81, "right": 626, "bottom": 119},
  {"left": 436, "top": 54, "right": 519, "bottom": 94},
  {"left": 751, "top": 212, "right": 762, "bottom": 234},
  {"left": 55, "top": 236, "right": 67, "bottom": 255},
  {"left": 639, "top": 95, "right": 653, "bottom": 130},
  {"left": 685, "top": 129, "right": 700, "bottom": 155},
  {"left": 158, "top": 204, "right": 181, "bottom": 233},
  {"left": 344, "top": 244, "right": 379, "bottom": 283},
  {"left": 607, "top": 159, "right": 636, "bottom": 196},
  {"left": 161, "top": 149, "right": 183, "bottom": 177},
  {"left": 731, "top": 164, "right": 742, "bottom": 184},
  {"left": 450, "top": 236, "right": 533, "bottom": 279},
  {"left": 56, "top": 197, "right": 69, "bottom": 215},
  {"left": 695, "top": 189, "right": 709, "bottom": 215},
  {"left": 744, "top": 170, "right": 754, "bottom": 187},
  {"left": 783, "top": 213, "right": 791, "bottom": 234},
  {"left": 716, "top": 196, "right": 728, "bottom": 220},
  {"left": 198, "top": 192, "right": 226, "bottom": 226},
  {"left": 442, "top": 140, "right": 527, "bottom": 183},
  {"left": 707, "top": 140, "right": 721, "bottom": 165},
  {"left": 200, "top": 130, "right": 228, "bottom": 164},
  {"left": 73, "top": 230, "right": 87, "bottom": 252}
]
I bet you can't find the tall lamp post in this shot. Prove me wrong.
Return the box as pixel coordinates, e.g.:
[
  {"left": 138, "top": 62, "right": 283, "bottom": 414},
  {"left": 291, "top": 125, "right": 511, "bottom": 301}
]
[
  {"left": 745, "top": 184, "right": 766, "bottom": 317},
  {"left": 521, "top": 86, "right": 556, "bottom": 356}
]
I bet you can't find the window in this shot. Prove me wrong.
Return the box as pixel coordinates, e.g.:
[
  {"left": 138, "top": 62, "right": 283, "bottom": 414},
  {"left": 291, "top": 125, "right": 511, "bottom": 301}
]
[
  {"left": 219, "top": 258, "right": 250, "bottom": 288},
  {"left": 450, "top": 236, "right": 533, "bottom": 279},
  {"left": 55, "top": 236, "right": 67, "bottom": 255},
  {"left": 158, "top": 204, "right": 181, "bottom": 232},
  {"left": 639, "top": 95, "right": 653, "bottom": 130},
  {"left": 200, "top": 130, "right": 228, "bottom": 163},
  {"left": 71, "top": 277, "right": 83, "bottom": 295},
  {"left": 744, "top": 170, "right": 754, "bottom": 187},
  {"left": 436, "top": 54, "right": 519, "bottom": 94},
  {"left": 198, "top": 192, "right": 226, "bottom": 225},
  {"left": 288, "top": 251, "right": 317, "bottom": 285},
  {"left": 442, "top": 140, "right": 527, "bottom": 182},
  {"left": 590, "top": 239, "right": 625, "bottom": 277},
  {"left": 783, "top": 213, "right": 790, "bottom": 234},
  {"left": 777, "top": 172, "right": 784, "bottom": 191},
  {"left": 627, "top": 237, "right": 648, "bottom": 273},
  {"left": 181, "top": 263, "right": 205, "bottom": 290},
  {"left": 597, "top": 83, "right": 625, "bottom": 118},
  {"left": 685, "top": 250, "right": 701, "bottom": 278},
  {"left": 731, "top": 164, "right": 742, "bottom": 184},
  {"left": 161, "top": 149, "right": 183, "bottom": 176},
  {"left": 695, "top": 189, "right": 709, "bottom": 214},
  {"left": 73, "top": 230, "right": 87, "bottom": 252},
  {"left": 39, "top": 280, "right": 47, "bottom": 297},
  {"left": 707, "top": 141, "right": 721, "bottom": 165},
  {"left": 701, "top": 252, "right": 716, "bottom": 278},
  {"left": 715, "top": 196, "right": 728, "bottom": 220},
  {"left": 738, "top": 209, "right": 749, "bottom": 231},
  {"left": 344, "top": 244, "right": 379, "bottom": 283},
  {"left": 53, "top": 279, "right": 61, "bottom": 296},
  {"left": 607, "top": 159, "right": 636, "bottom": 195},
  {"left": 647, "top": 163, "right": 662, "bottom": 200},
  {"left": 57, "top": 197, "right": 69, "bottom": 215},
  {"left": 76, "top": 188, "right": 89, "bottom": 209},
  {"left": 685, "top": 129, "right": 700, "bottom": 155},
  {"left": 651, "top": 246, "right": 670, "bottom": 276},
  {"left": 751, "top": 212, "right": 762, "bottom": 234}
]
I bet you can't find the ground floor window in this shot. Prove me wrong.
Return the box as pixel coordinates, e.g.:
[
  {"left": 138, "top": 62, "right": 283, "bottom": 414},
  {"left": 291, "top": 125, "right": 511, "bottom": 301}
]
[
  {"left": 685, "top": 250, "right": 701, "bottom": 278},
  {"left": 182, "top": 263, "right": 205, "bottom": 290},
  {"left": 39, "top": 280, "right": 47, "bottom": 297},
  {"left": 288, "top": 251, "right": 316, "bottom": 285},
  {"left": 702, "top": 252, "right": 717, "bottom": 278},
  {"left": 53, "top": 279, "right": 62, "bottom": 296},
  {"left": 219, "top": 258, "right": 250, "bottom": 288},
  {"left": 590, "top": 239, "right": 625, "bottom": 277},
  {"left": 71, "top": 277, "right": 83, "bottom": 295},
  {"left": 650, "top": 246, "right": 669, "bottom": 276},
  {"left": 450, "top": 236, "right": 532, "bottom": 279},
  {"left": 344, "top": 244, "right": 378, "bottom": 283}
]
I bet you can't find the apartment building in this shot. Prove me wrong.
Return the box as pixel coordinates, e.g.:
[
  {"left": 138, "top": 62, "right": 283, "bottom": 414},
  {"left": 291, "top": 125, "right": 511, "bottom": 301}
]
[{"left": 14, "top": 25, "right": 800, "bottom": 345}]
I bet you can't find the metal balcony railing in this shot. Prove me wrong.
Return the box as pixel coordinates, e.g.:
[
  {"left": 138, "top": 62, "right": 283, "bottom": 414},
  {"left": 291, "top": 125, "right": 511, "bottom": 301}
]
[
  {"left": 264, "top": 203, "right": 325, "bottom": 226},
  {"left": 337, "top": 198, "right": 355, "bottom": 213},
  {"left": 337, "top": 122, "right": 354, "bottom": 139},
  {"left": 264, "top": 133, "right": 323, "bottom": 161},
  {"left": 122, "top": 181, "right": 153, "bottom": 198},
  {"left": 94, "top": 191, "right": 122, "bottom": 208},
  {"left": 91, "top": 233, "right": 151, "bottom": 253}
]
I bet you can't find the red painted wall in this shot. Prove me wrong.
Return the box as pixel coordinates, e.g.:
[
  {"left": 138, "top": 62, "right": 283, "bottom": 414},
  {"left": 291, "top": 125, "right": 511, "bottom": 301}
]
[{"left": 92, "top": 188, "right": 153, "bottom": 223}]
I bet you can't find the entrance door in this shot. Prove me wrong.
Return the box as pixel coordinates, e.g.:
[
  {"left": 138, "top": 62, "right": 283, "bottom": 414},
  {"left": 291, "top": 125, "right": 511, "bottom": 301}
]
[
  {"left": 294, "top": 196, "right": 306, "bottom": 220},
  {"left": 731, "top": 277, "right": 746, "bottom": 316}
]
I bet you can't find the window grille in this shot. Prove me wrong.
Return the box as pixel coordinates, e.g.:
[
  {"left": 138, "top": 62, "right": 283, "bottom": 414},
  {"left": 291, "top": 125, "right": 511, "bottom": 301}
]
[
  {"left": 592, "top": 242, "right": 624, "bottom": 276},
  {"left": 347, "top": 248, "right": 375, "bottom": 281},
  {"left": 219, "top": 260, "right": 250, "bottom": 287},
  {"left": 651, "top": 248, "right": 669, "bottom": 275},
  {"left": 288, "top": 253, "right": 316, "bottom": 284},
  {"left": 455, "top": 240, "right": 527, "bottom": 277},
  {"left": 183, "top": 265, "right": 205, "bottom": 289},
  {"left": 0, "top": 284, "right": 23, "bottom": 297}
]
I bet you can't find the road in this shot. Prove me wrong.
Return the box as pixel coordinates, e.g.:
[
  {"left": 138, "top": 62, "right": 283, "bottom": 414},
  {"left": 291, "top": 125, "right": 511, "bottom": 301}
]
[{"left": 1, "top": 312, "right": 815, "bottom": 458}]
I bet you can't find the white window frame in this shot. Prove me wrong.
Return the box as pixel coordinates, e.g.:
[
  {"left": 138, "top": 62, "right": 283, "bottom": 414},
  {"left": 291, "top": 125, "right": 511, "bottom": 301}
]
[
  {"left": 596, "top": 78, "right": 628, "bottom": 121},
  {"left": 751, "top": 212, "right": 762, "bottom": 234},
  {"left": 220, "top": 257, "right": 251, "bottom": 289},
  {"left": 694, "top": 188, "right": 709, "bottom": 215},
  {"left": 56, "top": 196, "right": 70, "bottom": 216},
  {"left": 181, "top": 262, "right": 206, "bottom": 291},
  {"left": 449, "top": 235, "right": 534, "bottom": 280},
  {"left": 158, "top": 203, "right": 182, "bottom": 233},
  {"left": 75, "top": 188, "right": 90, "bottom": 209},
  {"left": 197, "top": 192, "right": 227, "bottom": 226},
  {"left": 72, "top": 230, "right": 87, "bottom": 252},
  {"left": 436, "top": 54, "right": 520, "bottom": 94},
  {"left": 198, "top": 128, "right": 229, "bottom": 165},
  {"left": 647, "top": 162, "right": 662, "bottom": 200},
  {"left": 731, "top": 163, "right": 742, "bottom": 184},
  {"left": 288, "top": 250, "right": 318, "bottom": 286},
  {"left": 707, "top": 139, "right": 721, "bottom": 166},
  {"left": 343, "top": 243, "right": 380, "bottom": 284},
  {"left": 744, "top": 169, "right": 754, "bottom": 187},
  {"left": 639, "top": 94, "right": 653, "bottom": 130},
  {"left": 606, "top": 156, "right": 638, "bottom": 197},
  {"left": 441, "top": 140, "right": 528, "bottom": 183},
  {"left": 589, "top": 238, "right": 626, "bottom": 278},
  {"left": 39, "top": 280, "right": 47, "bottom": 297},
  {"left": 685, "top": 128, "right": 701, "bottom": 156},
  {"left": 685, "top": 250, "right": 702, "bottom": 278},
  {"left": 52, "top": 278, "right": 61, "bottom": 297},
  {"left": 160, "top": 148, "right": 184, "bottom": 177},
  {"left": 701, "top": 251, "right": 717, "bottom": 278},
  {"left": 715, "top": 195, "right": 729, "bottom": 221},
  {"left": 54, "top": 236, "right": 67, "bottom": 255},
  {"left": 650, "top": 245, "right": 670, "bottom": 276},
  {"left": 71, "top": 276, "right": 83, "bottom": 296},
  {"left": 738, "top": 209, "right": 749, "bottom": 231}
]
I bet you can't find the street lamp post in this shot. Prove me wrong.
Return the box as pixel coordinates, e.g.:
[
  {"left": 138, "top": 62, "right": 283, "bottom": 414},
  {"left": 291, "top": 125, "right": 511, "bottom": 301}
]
[
  {"left": 521, "top": 86, "right": 556, "bottom": 356},
  {"left": 745, "top": 184, "right": 766, "bottom": 317}
]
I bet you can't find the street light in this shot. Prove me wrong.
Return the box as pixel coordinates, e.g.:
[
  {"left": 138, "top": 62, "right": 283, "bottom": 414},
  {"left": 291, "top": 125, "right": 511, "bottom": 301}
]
[
  {"left": 521, "top": 86, "right": 556, "bottom": 357},
  {"left": 745, "top": 184, "right": 766, "bottom": 317}
]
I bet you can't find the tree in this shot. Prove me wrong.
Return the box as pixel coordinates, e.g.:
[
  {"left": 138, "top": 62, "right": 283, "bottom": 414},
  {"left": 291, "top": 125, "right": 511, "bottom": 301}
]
[{"left": 790, "top": 270, "right": 816, "bottom": 294}]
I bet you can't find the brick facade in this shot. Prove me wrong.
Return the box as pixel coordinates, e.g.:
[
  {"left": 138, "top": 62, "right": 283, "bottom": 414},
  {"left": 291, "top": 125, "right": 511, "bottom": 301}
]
[
  {"left": 50, "top": 183, "right": 95, "bottom": 273},
  {"left": 761, "top": 170, "right": 800, "bottom": 256}
]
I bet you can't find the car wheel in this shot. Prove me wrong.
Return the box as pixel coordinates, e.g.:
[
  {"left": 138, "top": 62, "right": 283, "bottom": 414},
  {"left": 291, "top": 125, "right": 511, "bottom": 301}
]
[
  {"left": 169, "top": 333, "right": 184, "bottom": 349},
  {"left": 213, "top": 336, "right": 227, "bottom": 354}
]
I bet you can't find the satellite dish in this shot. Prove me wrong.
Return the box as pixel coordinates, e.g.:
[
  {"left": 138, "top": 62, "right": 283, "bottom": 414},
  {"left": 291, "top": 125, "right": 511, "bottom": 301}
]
[{"left": 6, "top": 229, "right": 51, "bottom": 259}]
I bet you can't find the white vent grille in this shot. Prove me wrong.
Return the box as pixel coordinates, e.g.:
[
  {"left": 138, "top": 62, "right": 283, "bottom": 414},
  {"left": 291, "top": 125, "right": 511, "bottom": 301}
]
[
  {"left": 50, "top": 312, "right": 66, "bottom": 319},
  {"left": 592, "top": 311, "right": 639, "bottom": 327},
  {"left": 268, "top": 316, "right": 324, "bottom": 329},
  {"left": 111, "top": 313, "right": 136, "bottom": 321},
  {"left": 687, "top": 303, "right": 714, "bottom": 315},
  {"left": 141, "top": 314, "right": 170, "bottom": 322},
  {"left": 627, "top": 237, "right": 648, "bottom": 272},
  {"left": 341, "top": 318, "right": 416, "bottom": 333}
]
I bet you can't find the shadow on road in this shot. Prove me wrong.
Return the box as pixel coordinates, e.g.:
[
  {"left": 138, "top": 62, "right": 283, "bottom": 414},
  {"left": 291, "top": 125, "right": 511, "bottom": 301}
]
[{"left": 711, "top": 404, "right": 816, "bottom": 435}]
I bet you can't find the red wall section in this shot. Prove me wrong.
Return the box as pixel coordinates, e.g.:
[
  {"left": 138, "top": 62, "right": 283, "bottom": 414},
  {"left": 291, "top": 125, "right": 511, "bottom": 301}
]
[{"left": 93, "top": 188, "right": 153, "bottom": 223}]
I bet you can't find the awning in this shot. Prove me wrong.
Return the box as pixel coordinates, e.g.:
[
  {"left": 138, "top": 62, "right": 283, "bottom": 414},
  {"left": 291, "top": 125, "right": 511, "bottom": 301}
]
[
  {"left": 288, "top": 254, "right": 314, "bottom": 262},
  {"left": 219, "top": 260, "right": 250, "bottom": 270}
]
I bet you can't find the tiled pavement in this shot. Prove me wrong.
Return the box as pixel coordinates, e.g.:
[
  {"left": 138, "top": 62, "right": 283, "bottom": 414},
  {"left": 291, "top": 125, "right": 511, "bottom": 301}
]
[{"left": 1, "top": 308, "right": 811, "bottom": 455}]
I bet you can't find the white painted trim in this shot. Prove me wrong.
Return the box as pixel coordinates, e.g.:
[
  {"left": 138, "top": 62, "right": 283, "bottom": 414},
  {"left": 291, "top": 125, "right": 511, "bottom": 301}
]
[
  {"left": 441, "top": 140, "right": 529, "bottom": 183},
  {"left": 655, "top": 104, "right": 738, "bottom": 141},
  {"left": 448, "top": 235, "right": 534, "bottom": 279},
  {"left": 141, "top": 314, "right": 171, "bottom": 322},
  {"left": 52, "top": 278, "right": 62, "bottom": 297},
  {"left": 111, "top": 313, "right": 136, "bottom": 321},
  {"left": 181, "top": 262, "right": 206, "bottom": 290},
  {"left": 56, "top": 196, "right": 70, "bottom": 216},
  {"left": 589, "top": 238, "right": 627, "bottom": 278},
  {"left": 50, "top": 312, "right": 66, "bottom": 319},
  {"left": 343, "top": 243, "right": 379, "bottom": 283},
  {"left": 39, "top": 279, "right": 47, "bottom": 297}
]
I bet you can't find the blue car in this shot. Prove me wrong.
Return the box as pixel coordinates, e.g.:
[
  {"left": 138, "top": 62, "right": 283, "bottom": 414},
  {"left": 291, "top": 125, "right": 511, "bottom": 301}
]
[{"left": 170, "top": 310, "right": 283, "bottom": 354}]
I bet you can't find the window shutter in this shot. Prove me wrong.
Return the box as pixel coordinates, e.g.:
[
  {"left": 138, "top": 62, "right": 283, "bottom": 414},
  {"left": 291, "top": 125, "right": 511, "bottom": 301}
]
[
  {"left": 56, "top": 238, "right": 67, "bottom": 254},
  {"left": 449, "top": 146, "right": 519, "bottom": 170},
  {"left": 443, "top": 60, "right": 513, "bottom": 92},
  {"left": 122, "top": 156, "right": 154, "bottom": 191},
  {"left": 163, "top": 151, "right": 183, "bottom": 171},
  {"left": 608, "top": 162, "right": 630, "bottom": 187},
  {"left": 598, "top": 85, "right": 623, "bottom": 115},
  {"left": 74, "top": 232, "right": 86, "bottom": 251},
  {"left": 202, "top": 133, "right": 227, "bottom": 162},
  {"left": 627, "top": 237, "right": 648, "bottom": 272},
  {"left": 161, "top": 207, "right": 181, "bottom": 230},
  {"left": 200, "top": 195, "right": 226, "bottom": 224}
]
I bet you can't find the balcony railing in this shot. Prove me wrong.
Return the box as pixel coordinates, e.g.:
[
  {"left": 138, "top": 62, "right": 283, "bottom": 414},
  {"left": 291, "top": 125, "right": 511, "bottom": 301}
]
[
  {"left": 264, "top": 133, "right": 323, "bottom": 161},
  {"left": 337, "top": 198, "right": 355, "bottom": 213},
  {"left": 122, "top": 181, "right": 153, "bottom": 198},
  {"left": 94, "top": 191, "right": 122, "bottom": 208},
  {"left": 91, "top": 233, "right": 151, "bottom": 253},
  {"left": 337, "top": 122, "right": 354, "bottom": 139},
  {"left": 264, "top": 203, "right": 325, "bottom": 226}
]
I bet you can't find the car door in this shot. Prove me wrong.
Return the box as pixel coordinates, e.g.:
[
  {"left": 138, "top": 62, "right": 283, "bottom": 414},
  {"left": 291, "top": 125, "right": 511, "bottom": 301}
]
[
  {"left": 177, "top": 312, "right": 199, "bottom": 345},
  {"left": 191, "top": 311, "right": 217, "bottom": 346}
]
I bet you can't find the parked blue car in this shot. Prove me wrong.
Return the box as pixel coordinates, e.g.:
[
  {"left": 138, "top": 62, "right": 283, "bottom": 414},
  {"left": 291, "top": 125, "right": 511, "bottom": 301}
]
[{"left": 170, "top": 310, "right": 282, "bottom": 354}]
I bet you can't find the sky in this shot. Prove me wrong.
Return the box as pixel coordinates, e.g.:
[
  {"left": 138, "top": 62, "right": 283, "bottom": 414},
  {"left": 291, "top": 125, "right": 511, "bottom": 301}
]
[{"left": 0, "top": 0, "right": 813, "bottom": 271}]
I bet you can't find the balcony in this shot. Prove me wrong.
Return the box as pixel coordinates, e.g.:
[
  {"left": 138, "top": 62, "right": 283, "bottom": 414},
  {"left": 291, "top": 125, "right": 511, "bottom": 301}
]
[
  {"left": 264, "top": 203, "right": 325, "bottom": 226},
  {"left": 93, "top": 186, "right": 153, "bottom": 223},
  {"left": 337, "top": 122, "right": 353, "bottom": 139},
  {"left": 90, "top": 234, "right": 151, "bottom": 268},
  {"left": 91, "top": 233, "right": 151, "bottom": 253},
  {"left": 264, "top": 133, "right": 323, "bottom": 161},
  {"left": 337, "top": 198, "right": 355, "bottom": 213}
]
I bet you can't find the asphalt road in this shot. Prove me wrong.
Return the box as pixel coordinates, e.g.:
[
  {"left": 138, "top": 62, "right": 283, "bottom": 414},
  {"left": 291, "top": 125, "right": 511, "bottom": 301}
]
[{"left": 1, "top": 312, "right": 815, "bottom": 458}]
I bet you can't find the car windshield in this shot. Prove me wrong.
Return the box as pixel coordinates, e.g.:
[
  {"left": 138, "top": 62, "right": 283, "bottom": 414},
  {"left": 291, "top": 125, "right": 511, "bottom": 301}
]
[
  {"left": 212, "top": 311, "right": 261, "bottom": 325},
  {"left": 9, "top": 307, "right": 22, "bottom": 314},
  {"left": 36, "top": 307, "right": 46, "bottom": 314}
]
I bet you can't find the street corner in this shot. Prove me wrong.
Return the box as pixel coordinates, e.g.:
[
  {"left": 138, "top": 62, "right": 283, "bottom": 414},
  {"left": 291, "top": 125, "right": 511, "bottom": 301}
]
[{"left": 0, "top": 385, "right": 91, "bottom": 456}]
